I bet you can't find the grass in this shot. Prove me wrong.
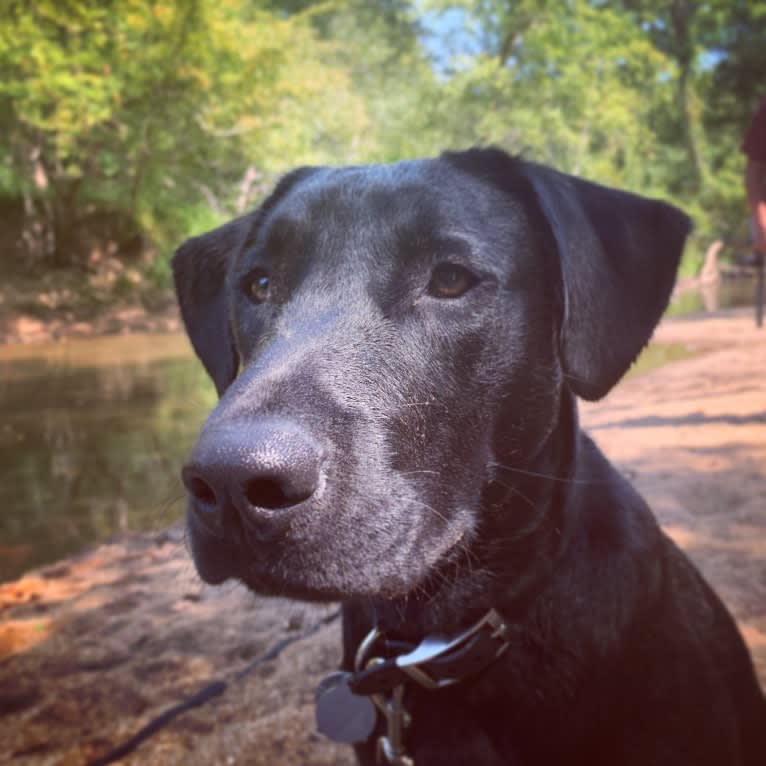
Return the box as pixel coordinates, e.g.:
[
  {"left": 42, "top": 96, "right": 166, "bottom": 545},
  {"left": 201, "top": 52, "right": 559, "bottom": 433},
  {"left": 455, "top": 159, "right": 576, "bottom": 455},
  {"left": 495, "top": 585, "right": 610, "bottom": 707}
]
[{"left": 628, "top": 342, "right": 697, "bottom": 379}]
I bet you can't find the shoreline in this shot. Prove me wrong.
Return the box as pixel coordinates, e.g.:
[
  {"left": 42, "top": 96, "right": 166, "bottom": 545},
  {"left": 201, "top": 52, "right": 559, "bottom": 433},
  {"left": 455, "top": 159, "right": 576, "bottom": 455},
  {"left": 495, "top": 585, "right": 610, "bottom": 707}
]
[
  {"left": 1, "top": 272, "right": 755, "bottom": 347},
  {"left": 0, "top": 298, "right": 182, "bottom": 346}
]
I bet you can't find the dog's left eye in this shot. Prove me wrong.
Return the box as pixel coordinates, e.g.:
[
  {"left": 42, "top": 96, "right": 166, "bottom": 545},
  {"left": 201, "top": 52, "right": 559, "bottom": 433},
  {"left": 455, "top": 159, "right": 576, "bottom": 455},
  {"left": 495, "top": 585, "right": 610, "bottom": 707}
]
[{"left": 427, "top": 263, "right": 479, "bottom": 299}]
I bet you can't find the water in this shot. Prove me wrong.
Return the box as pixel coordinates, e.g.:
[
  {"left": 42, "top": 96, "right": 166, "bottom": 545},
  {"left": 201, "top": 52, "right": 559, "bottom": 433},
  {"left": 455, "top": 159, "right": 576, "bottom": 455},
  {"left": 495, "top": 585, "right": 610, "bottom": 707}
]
[
  {"left": 0, "top": 334, "right": 216, "bottom": 582},
  {"left": 668, "top": 277, "right": 760, "bottom": 317},
  {"left": 0, "top": 277, "right": 758, "bottom": 582}
]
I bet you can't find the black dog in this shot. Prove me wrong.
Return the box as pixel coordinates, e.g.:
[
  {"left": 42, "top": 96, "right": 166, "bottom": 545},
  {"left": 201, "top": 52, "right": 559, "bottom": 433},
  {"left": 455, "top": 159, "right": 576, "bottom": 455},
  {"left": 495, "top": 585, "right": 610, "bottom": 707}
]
[{"left": 173, "top": 148, "right": 766, "bottom": 765}]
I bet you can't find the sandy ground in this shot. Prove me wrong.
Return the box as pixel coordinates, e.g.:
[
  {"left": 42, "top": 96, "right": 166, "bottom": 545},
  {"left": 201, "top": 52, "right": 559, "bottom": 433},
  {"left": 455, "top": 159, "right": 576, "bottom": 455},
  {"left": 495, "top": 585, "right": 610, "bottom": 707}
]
[
  {"left": 581, "top": 310, "right": 766, "bottom": 678},
  {"left": 0, "top": 309, "right": 764, "bottom": 766}
]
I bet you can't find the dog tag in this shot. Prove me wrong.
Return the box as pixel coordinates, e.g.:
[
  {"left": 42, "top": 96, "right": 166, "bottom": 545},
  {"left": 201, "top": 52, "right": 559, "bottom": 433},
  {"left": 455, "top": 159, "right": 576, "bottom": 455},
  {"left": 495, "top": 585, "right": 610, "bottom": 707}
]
[{"left": 315, "top": 671, "right": 377, "bottom": 744}]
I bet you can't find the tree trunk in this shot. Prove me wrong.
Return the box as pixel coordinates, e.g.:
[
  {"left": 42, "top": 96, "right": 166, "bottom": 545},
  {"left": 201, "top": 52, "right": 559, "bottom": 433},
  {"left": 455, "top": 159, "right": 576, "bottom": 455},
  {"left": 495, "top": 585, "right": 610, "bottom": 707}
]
[{"left": 670, "top": 0, "right": 707, "bottom": 193}]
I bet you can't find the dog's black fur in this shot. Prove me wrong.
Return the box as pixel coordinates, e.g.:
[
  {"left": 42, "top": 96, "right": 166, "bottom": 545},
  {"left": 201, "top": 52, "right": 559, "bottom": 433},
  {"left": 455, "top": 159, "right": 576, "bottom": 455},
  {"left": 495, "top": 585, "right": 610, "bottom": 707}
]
[{"left": 173, "top": 148, "right": 766, "bottom": 765}]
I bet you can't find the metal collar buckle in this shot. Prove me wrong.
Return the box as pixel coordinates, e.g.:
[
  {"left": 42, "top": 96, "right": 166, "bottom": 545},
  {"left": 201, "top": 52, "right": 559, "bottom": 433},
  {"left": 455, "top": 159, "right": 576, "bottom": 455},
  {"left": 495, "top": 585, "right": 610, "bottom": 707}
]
[
  {"left": 395, "top": 608, "right": 510, "bottom": 689},
  {"left": 355, "top": 634, "right": 412, "bottom": 765}
]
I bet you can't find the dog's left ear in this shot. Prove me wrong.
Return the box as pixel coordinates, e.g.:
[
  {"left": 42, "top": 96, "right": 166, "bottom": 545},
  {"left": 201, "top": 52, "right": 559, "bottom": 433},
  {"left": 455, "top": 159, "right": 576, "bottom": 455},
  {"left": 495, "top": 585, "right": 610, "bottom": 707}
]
[
  {"left": 524, "top": 163, "right": 692, "bottom": 401},
  {"left": 173, "top": 166, "right": 320, "bottom": 396}
]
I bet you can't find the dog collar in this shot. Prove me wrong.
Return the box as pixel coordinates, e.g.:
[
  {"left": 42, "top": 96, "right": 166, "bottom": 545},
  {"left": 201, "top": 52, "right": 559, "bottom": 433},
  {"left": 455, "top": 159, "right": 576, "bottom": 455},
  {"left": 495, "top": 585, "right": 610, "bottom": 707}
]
[
  {"left": 316, "top": 608, "right": 511, "bottom": 764},
  {"left": 351, "top": 606, "right": 511, "bottom": 695}
]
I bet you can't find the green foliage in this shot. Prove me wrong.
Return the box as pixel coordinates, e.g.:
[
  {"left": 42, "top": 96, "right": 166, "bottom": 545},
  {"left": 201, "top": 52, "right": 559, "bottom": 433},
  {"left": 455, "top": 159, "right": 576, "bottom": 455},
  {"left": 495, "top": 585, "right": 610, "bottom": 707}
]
[
  {"left": 1, "top": 0, "right": 764, "bottom": 280},
  {"left": 0, "top": 0, "right": 366, "bottom": 268},
  {"left": 422, "top": 1, "right": 674, "bottom": 190}
]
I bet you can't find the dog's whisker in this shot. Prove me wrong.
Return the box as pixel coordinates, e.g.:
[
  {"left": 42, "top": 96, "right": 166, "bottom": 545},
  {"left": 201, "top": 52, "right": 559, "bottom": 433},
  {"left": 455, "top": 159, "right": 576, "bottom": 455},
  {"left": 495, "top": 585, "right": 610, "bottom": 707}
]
[
  {"left": 489, "top": 478, "right": 538, "bottom": 511},
  {"left": 488, "top": 462, "right": 608, "bottom": 485},
  {"left": 408, "top": 499, "right": 451, "bottom": 524}
]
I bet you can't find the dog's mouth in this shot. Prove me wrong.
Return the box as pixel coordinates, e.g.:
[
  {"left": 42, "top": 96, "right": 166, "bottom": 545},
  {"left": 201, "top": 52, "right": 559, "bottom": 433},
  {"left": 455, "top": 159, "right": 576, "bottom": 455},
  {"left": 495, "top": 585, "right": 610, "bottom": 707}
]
[{"left": 186, "top": 493, "right": 478, "bottom": 605}]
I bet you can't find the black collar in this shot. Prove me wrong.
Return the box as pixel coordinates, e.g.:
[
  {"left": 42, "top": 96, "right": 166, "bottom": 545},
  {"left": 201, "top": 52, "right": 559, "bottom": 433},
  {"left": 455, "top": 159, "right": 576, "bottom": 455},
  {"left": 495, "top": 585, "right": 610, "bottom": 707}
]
[{"left": 349, "top": 607, "right": 511, "bottom": 696}]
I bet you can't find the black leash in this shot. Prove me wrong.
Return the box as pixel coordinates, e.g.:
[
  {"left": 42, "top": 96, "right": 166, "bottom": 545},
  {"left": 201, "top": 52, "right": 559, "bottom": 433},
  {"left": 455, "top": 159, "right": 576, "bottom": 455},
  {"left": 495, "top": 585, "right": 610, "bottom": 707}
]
[{"left": 88, "top": 609, "right": 341, "bottom": 766}]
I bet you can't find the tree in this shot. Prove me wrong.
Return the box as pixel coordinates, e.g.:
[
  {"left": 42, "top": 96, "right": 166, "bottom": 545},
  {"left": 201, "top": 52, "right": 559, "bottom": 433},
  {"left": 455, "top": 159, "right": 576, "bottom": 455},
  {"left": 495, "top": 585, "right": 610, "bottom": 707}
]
[
  {"left": 422, "top": 1, "right": 672, "bottom": 190},
  {"left": 0, "top": 0, "right": 366, "bottom": 270},
  {"left": 2, "top": 0, "right": 764, "bottom": 279}
]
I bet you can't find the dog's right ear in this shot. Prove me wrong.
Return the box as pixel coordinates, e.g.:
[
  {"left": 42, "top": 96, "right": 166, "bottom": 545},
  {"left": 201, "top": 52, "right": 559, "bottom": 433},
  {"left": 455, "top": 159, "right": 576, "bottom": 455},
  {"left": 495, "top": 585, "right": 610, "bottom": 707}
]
[
  {"left": 173, "top": 167, "right": 318, "bottom": 396},
  {"left": 172, "top": 215, "right": 250, "bottom": 396}
]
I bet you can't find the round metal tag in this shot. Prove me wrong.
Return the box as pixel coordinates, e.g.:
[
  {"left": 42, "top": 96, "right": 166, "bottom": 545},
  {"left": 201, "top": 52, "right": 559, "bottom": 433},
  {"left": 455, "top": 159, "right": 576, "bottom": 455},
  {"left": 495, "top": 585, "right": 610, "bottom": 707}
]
[{"left": 315, "top": 671, "right": 377, "bottom": 744}]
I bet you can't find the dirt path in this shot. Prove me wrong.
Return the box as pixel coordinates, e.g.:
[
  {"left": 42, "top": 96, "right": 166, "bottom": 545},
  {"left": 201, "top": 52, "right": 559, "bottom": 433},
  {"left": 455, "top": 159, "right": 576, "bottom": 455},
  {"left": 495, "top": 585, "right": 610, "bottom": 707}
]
[
  {"left": 0, "top": 310, "right": 764, "bottom": 766},
  {"left": 581, "top": 309, "right": 766, "bottom": 677}
]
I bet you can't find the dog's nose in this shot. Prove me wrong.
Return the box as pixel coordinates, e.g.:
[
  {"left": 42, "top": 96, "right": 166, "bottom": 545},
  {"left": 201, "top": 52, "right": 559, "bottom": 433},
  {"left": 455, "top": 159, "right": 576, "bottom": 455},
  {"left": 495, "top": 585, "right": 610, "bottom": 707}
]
[{"left": 181, "top": 418, "right": 323, "bottom": 538}]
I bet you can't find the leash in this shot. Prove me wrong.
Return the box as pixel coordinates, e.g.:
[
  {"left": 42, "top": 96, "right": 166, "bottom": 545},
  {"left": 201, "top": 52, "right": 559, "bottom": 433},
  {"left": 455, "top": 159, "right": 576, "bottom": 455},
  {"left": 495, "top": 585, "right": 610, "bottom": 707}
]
[
  {"left": 87, "top": 609, "right": 341, "bottom": 766},
  {"left": 315, "top": 608, "right": 512, "bottom": 765},
  {"left": 88, "top": 606, "right": 508, "bottom": 766}
]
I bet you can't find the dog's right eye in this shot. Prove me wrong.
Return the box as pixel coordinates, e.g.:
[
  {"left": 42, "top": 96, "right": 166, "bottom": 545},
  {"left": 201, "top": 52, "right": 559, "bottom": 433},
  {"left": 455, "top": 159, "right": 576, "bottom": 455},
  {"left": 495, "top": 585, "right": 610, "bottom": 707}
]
[
  {"left": 427, "top": 263, "right": 479, "bottom": 299},
  {"left": 243, "top": 270, "right": 271, "bottom": 304}
]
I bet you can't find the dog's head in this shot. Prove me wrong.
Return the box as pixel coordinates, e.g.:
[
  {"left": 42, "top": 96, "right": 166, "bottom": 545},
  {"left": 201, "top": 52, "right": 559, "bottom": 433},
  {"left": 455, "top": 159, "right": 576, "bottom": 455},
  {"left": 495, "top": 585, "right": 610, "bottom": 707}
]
[{"left": 173, "top": 149, "right": 690, "bottom": 613}]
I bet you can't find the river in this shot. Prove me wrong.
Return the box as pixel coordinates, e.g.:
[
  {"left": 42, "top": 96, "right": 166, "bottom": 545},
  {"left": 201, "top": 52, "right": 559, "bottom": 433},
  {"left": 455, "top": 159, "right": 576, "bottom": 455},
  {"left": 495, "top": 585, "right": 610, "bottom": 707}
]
[{"left": 0, "top": 334, "right": 216, "bottom": 581}]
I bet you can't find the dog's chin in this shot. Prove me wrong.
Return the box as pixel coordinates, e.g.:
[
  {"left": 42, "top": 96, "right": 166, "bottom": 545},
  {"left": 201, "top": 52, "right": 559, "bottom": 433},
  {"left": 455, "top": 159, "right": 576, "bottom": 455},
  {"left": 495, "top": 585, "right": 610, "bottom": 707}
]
[
  {"left": 234, "top": 558, "right": 435, "bottom": 603},
  {"left": 190, "top": 521, "right": 474, "bottom": 606},
  {"left": 192, "top": 559, "right": 420, "bottom": 602}
]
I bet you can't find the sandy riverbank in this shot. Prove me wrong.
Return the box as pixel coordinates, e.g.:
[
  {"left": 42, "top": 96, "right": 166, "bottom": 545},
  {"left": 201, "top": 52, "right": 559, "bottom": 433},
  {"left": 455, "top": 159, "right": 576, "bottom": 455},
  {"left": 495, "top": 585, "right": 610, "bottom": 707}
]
[
  {"left": 0, "top": 309, "right": 764, "bottom": 765},
  {"left": 0, "top": 300, "right": 182, "bottom": 346}
]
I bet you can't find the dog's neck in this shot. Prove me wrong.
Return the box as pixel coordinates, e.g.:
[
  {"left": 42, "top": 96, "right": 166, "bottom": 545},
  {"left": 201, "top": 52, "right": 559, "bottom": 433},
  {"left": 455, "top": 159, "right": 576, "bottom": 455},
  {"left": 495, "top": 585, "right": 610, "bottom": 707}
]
[{"left": 369, "top": 390, "right": 581, "bottom": 640}]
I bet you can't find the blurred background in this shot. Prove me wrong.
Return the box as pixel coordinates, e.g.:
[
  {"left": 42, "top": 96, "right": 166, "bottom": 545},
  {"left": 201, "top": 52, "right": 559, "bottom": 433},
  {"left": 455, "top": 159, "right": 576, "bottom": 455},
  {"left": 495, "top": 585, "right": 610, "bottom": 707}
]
[{"left": 0, "top": 0, "right": 765, "bottom": 580}]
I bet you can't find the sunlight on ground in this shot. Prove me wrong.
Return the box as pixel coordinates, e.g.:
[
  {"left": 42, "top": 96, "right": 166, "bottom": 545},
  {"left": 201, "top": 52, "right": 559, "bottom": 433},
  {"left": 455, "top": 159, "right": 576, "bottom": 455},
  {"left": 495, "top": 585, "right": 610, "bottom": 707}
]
[{"left": 0, "top": 617, "right": 52, "bottom": 657}]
